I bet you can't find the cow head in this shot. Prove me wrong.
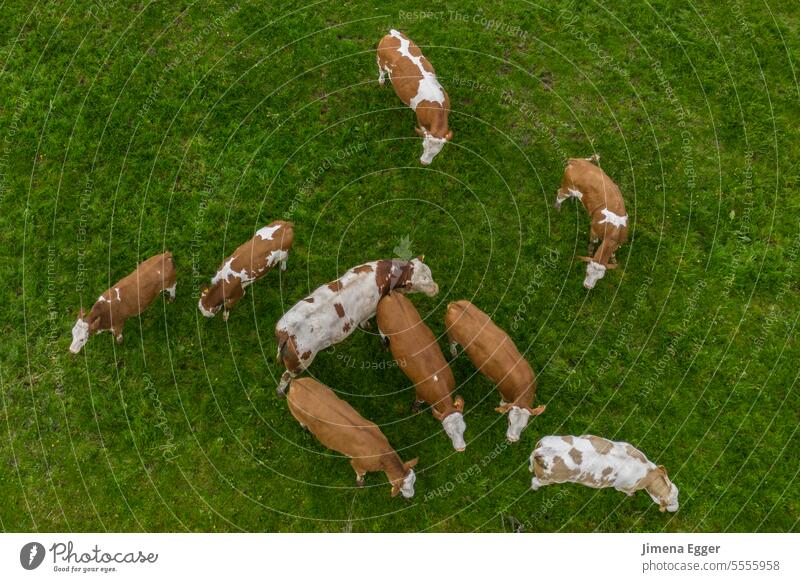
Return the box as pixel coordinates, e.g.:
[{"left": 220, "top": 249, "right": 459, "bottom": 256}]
[
  {"left": 69, "top": 308, "right": 98, "bottom": 354},
  {"left": 391, "top": 458, "right": 418, "bottom": 498},
  {"left": 577, "top": 256, "right": 617, "bottom": 289},
  {"left": 407, "top": 256, "right": 439, "bottom": 296},
  {"left": 198, "top": 286, "right": 220, "bottom": 318},
  {"left": 435, "top": 397, "right": 466, "bottom": 451},
  {"left": 416, "top": 127, "right": 452, "bottom": 165},
  {"left": 647, "top": 465, "right": 680, "bottom": 512},
  {"left": 496, "top": 403, "right": 546, "bottom": 443}
]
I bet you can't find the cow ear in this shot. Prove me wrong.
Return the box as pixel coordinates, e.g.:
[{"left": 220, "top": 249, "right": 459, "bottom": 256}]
[
  {"left": 658, "top": 464, "right": 668, "bottom": 476},
  {"left": 454, "top": 396, "right": 464, "bottom": 411},
  {"left": 495, "top": 403, "right": 512, "bottom": 414},
  {"left": 431, "top": 407, "right": 444, "bottom": 421},
  {"left": 405, "top": 458, "right": 418, "bottom": 470},
  {"left": 576, "top": 255, "right": 593, "bottom": 263},
  {"left": 416, "top": 255, "right": 425, "bottom": 263},
  {"left": 606, "top": 263, "right": 619, "bottom": 270},
  {"left": 527, "top": 404, "right": 546, "bottom": 416},
  {"left": 390, "top": 483, "right": 401, "bottom": 497},
  {"left": 415, "top": 127, "right": 425, "bottom": 137},
  {"left": 445, "top": 130, "right": 453, "bottom": 141},
  {"left": 78, "top": 307, "right": 86, "bottom": 320}
]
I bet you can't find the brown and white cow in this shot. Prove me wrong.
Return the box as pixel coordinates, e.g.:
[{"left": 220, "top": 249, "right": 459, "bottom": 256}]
[
  {"left": 444, "top": 300, "right": 545, "bottom": 443},
  {"left": 275, "top": 257, "right": 439, "bottom": 395},
  {"left": 376, "top": 292, "right": 466, "bottom": 451},
  {"left": 554, "top": 155, "right": 628, "bottom": 289},
  {"left": 377, "top": 29, "right": 452, "bottom": 165},
  {"left": 198, "top": 221, "right": 293, "bottom": 321},
  {"left": 530, "top": 435, "right": 679, "bottom": 512},
  {"left": 69, "top": 252, "right": 176, "bottom": 353},
  {"left": 287, "top": 377, "right": 418, "bottom": 497}
]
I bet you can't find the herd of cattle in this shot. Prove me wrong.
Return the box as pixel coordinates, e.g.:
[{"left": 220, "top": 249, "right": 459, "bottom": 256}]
[{"left": 67, "top": 30, "right": 679, "bottom": 513}]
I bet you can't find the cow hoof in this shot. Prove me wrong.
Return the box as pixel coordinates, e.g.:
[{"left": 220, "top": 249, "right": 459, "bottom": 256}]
[
  {"left": 223, "top": 310, "right": 230, "bottom": 322},
  {"left": 411, "top": 400, "right": 424, "bottom": 413},
  {"left": 115, "top": 335, "right": 123, "bottom": 344},
  {"left": 356, "top": 477, "right": 365, "bottom": 488}
]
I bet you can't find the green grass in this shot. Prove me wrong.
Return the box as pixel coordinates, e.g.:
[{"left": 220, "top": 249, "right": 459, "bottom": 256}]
[{"left": 1, "top": 0, "right": 798, "bottom": 532}]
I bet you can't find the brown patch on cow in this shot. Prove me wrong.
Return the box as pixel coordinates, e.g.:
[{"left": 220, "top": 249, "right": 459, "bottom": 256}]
[
  {"left": 352, "top": 264, "right": 374, "bottom": 274},
  {"left": 303, "top": 297, "right": 315, "bottom": 303},
  {"left": 334, "top": 303, "right": 345, "bottom": 318},
  {"left": 588, "top": 436, "right": 613, "bottom": 454},
  {"left": 343, "top": 322, "right": 351, "bottom": 333},
  {"left": 549, "top": 455, "right": 576, "bottom": 480},
  {"left": 301, "top": 351, "right": 312, "bottom": 361},
  {"left": 561, "top": 436, "right": 574, "bottom": 445},
  {"left": 375, "top": 259, "right": 413, "bottom": 295},
  {"left": 625, "top": 445, "right": 648, "bottom": 463},
  {"left": 602, "top": 467, "right": 613, "bottom": 477},
  {"left": 568, "top": 448, "right": 582, "bottom": 465},
  {"left": 328, "top": 280, "right": 343, "bottom": 293}
]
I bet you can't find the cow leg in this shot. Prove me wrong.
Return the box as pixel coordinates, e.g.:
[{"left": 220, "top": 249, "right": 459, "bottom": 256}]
[
  {"left": 164, "top": 283, "right": 177, "bottom": 301},
  {"left": 112, "top": 322, "right": 124, "bottom": 344},
  {"left": 448, "top": 340, "right": 459, "bottom": 359},
  {"left": 222, "top": 284, "right": 245, "bottom": 322},
  {"left": 554, "top": 188, "right": 569, "bottom": 211},
  {"left": 276, "top": 370, "right": 293, "bottom": 397},
  {"left": 351, "top": 459, "right": 367, "bottom": 487},
  {"left": 377, "top": 56, "right": 386, "bottom": 86}
]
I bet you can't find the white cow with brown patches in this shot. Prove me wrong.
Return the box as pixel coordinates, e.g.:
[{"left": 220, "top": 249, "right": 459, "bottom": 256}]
[
  {"left": 198, "top": 220, "right": 293, "bottom": 321},
  {"left": 377, "top": 29, "right": 452, "bottom": 165},
  {"left": 529, "top": 435, "right": 679, "bottom": 512},
  {"left": 554, "top": 155, "right": 629, "bottom": 289},
  {"left": 69, "top": 252, "right": 176, "bottom": 353},
  {"left": 275, "top": 257, "right": 439, "bottom": 395}
]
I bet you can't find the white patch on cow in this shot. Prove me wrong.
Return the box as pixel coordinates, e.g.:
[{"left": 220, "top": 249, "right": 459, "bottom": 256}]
[
  {"left": 531, "top": 436, "right": 673, "bottom": 511},
  {"left": 409, "top": 258, "right": 438, "bottom": 296},
  {"left": 97, "top": 295, "right": 107, "bottom": 303},
  {"left": 389, "top": 29, "right": 445, "bottom": 111},
  {"left": 255, "top": 224, "right": 282, "bottom": 241},
  {"left": 420, "top": 135, "right": 447, "bottom": 165},
  {"left": 212, "top": 257, "right": 255, "bottom": 288},
  {"left": 568, "top": 187, "right": 584, "bottom": 200},
  {"left": 198, "top": 297, "right": 217, "bottom": 318},
  {"left": 114, "top": 287, "right": 121, "bottom": 301},
  {"left": 583, "top": 260, "right": 607, "bottom": 289},
  {"left": 69, "top": 318, "right": 90, "bottom": 354},
  {"left": 400, "top": 468, "right": 416, "bottom": 498},
  {"left": 505, "top": 406, "right": 531, "bottom": 442},
  {"left": 442, "top": 412, "right": 466, "bottom": 451},
  {"left": 433, "top": 374, "right": 438, "bottom": 382},
  {"left": 598, "top": 208, "right": 628, "bottom": 228},
  {"left": 266, "top": 249, "right": 288, "bottom": 268},
  {"left": 165, "top": 283, "right": 176, "bottom": 299}
]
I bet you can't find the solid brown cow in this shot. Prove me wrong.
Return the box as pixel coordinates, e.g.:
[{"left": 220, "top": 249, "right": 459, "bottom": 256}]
[
  {"left": 287, "top": 378, "right": 418, "bottom": 498},
  {"left": 554, "top": 154, "right": 628, "bottom": 289},
  {"left": 444, "top": 300, "right": 545, "bottom": 443},
  {"left": 70, "top": 252, "right": 176, "bottom": 353},
  {"left": 198, "top": 220, "right": 293, "bottom": 321},
  {"left": 376, "top": 29, "right": 452, "bottom": 165},
  {"left": 376, "top": 292, "right": 466, "bottom": 451}
]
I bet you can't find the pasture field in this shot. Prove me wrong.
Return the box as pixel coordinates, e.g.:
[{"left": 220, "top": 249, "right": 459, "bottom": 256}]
[{"left": 0, "top": 0, "right": 798, "bottom": 532}]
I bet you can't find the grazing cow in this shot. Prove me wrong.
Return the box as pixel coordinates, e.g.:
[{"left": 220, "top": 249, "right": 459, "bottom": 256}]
[
  {"left": 554, "top": 155, "right": 628, "bottom": 289},
  {"left": 444, "top": 300, "right": 545, "bottom": 443},
  {"left": 198, "top": 221, "right": 294, "bottom": 321},
  {"left": 377, "top": 29, "right": 452, "bottom": 165},
  {"left": 529, "top": 435, "right": 679, "bottom": 512},
  {"left": 275, "top": 257, "right": 439, "bottom": 395},
  {"left": 69, "top": 252, "right": 176, "bottom": 353},
  {"left": 287, "top": 378, "right": 418, "bottom": 497},
  {"left": 376, "top": 292, "right": 466, "bottom": 451}
]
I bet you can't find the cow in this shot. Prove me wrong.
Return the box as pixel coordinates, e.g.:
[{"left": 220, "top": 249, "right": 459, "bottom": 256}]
[
  {"left": 529, "top": 435, "right": 679, "bottom": 512},
  {"left": 198, "top": 220, "right": 293, "bottom": 321},
  {"left": 554, "top": 154, "right": 628, "bottom": 289},
  {"left": 377, "top": 29, "right": 452, "bottom": 165},
  {"left": 275, "top": 257, "right": 439, "bottom": 395},
  {"left": 444, "top": 300, "right": 545, "bottom": 443},
  {"left": 376, "top": 292, "right": 466, "bottom": 451},
  {"left": 287, "top": 377, "right": 418, "bottom": 498},
  {"left": 69, "top": 252, "right": 176, "bottom": 353}
]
